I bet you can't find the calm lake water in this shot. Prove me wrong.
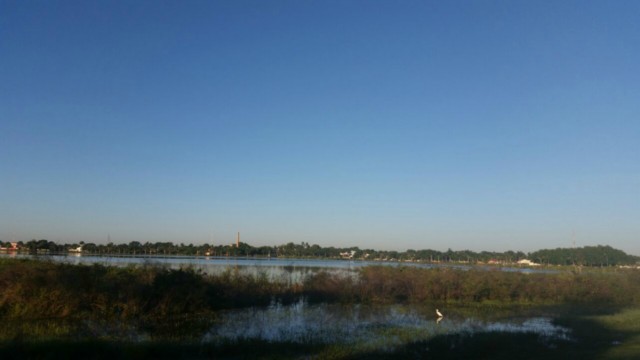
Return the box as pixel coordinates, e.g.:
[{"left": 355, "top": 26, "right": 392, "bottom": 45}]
[
  {"left": 1, "top": 252, "right": 555, "bottom": 283},
  {"left": 3, "top": 253, "right": 369, "bottom": 283}
]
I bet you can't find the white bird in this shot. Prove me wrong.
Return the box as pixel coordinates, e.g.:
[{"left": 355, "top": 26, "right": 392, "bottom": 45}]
[{"left": 436, "top": 309, "right": 443, "bottom": 318}]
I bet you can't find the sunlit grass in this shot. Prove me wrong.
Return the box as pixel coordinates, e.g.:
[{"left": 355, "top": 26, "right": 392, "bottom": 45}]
[{"left": 591, "top": 308, "right": 640, "bottom": 360}]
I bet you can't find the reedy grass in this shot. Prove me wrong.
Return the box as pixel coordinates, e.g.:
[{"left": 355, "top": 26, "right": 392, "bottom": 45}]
[
  {"left": 2, "top": 258, "right": 640, "bottom": 359},
  {"left": 2, "top": 259, "right": 640, "bottom": 323},
  {"left": 306, "top": 265, "right": 640, "bottom": 306}
]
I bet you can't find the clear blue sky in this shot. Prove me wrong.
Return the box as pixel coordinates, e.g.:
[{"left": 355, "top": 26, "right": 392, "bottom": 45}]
[{"left": 1, "top": 1, "right": 639, "bottom": 254}]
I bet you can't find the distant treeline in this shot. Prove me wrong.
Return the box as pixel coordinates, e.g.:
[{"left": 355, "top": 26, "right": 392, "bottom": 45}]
[
  {"left": 529, "top": 245, "right": 637, "bottom": 267},
  {"left": 1, "top": 239, "right": 638, "bottom": 266}
]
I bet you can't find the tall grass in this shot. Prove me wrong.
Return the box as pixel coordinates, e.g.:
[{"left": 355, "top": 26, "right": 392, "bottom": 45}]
[
  {"left": 0, "top": 259, "right": 297, "bottom": 321},
  {"left": 1, "top": 259, "right": 639, "bottom": 323},
  {"left": 304, "top": 266, "right": 640, "bottom": 306}
]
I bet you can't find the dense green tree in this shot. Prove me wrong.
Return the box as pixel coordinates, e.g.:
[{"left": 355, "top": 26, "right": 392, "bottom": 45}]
[{"left": 529, "top": 245, "right": 638, "bottom": 266}]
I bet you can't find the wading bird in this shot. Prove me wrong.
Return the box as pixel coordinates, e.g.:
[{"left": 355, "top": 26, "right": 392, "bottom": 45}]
[{"left": 436, "top": 309, "right": 443, "bottom": 318}]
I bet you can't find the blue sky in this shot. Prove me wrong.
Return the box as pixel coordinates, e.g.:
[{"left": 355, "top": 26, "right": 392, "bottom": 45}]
[{"left": 1, "top": 1, "right": 639, "bottom": 254}]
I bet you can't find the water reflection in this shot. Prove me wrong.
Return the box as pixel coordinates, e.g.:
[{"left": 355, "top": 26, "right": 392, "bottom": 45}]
[
  {"left": 4, "top": 301, "right": 571, "bottom": 349},
  {"left": 2, "top": 253, "right": 558, "bottom": 275},
  {"left": 204, "top": 300, "right": 571, "bottom": 347},
  {"left": 1, "top": 253, "right": 558, "bottom": 286}
]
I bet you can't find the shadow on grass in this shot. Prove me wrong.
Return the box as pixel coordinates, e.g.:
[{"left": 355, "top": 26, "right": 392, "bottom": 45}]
[
  {"left": 553, "top": 311, "right": 640, "bottom": 360},
  {"left": 3, "top": 308, "right": 640, "bottom": 360},
  {"left": 0, "top": 340, "right": 326, "bottom": 360},
  {"left": 2, "top": 314, "right": 636, "bottom": 360},
  {"left": 339, "top": 332, "right": 577, "bottom": 360}
]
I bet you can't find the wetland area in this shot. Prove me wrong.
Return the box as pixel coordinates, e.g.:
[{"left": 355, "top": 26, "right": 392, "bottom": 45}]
[{"left": 1, "top": 254, "right": 640, "bottom": 359}]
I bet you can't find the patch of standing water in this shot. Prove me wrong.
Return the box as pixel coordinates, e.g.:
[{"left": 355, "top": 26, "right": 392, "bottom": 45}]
[{"left": 203, "top": 300, "right": 572, "bottom": 348}]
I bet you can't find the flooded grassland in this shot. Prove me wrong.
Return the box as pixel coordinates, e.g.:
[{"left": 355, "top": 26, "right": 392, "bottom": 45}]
[{"left": 1, "top": 257, "right": 639, "bottom": 359}]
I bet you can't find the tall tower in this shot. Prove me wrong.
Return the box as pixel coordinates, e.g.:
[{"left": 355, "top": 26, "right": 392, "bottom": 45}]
[{"left": 236, "top": 232, "right": 240, "bottom": 248}]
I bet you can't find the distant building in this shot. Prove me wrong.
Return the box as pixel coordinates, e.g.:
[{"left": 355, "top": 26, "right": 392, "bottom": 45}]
[
  {"left": 68, "top": 245, "right": 83, "bottom": 253},
  {"left": 1, "top": 242, "right": 19, "bottom": 252},
  {"left": 517, "top": 259, "right": 540, "bottom": 266},
  {"left": 340, "top": 250, "right": 356, "bottom": 259}
]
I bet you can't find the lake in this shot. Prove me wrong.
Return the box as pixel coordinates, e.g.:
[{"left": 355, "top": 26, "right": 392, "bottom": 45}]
[{"left": 1, "top": 252, "right": 555, "bottom": 284}]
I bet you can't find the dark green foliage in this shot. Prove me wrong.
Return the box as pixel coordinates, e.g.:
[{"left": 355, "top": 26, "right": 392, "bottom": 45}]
[{"left": 530, "top": 245, "right": 638, "bottom": 266}]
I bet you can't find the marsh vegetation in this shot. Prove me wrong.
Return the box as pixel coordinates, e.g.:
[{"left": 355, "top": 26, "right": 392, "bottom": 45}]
[{"left": 1, "top": 258, "right": 640, "bottom": 359}]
